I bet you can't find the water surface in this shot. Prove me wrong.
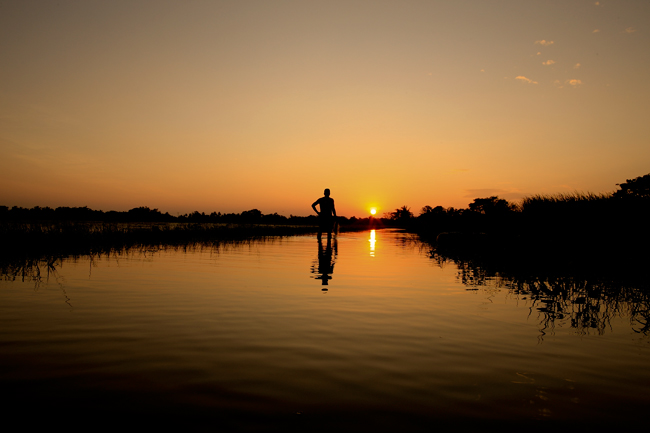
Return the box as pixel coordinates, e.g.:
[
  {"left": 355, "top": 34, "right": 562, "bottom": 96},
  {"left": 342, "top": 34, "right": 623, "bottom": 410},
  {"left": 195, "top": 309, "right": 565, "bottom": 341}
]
[{"left": 1, "top": 229, "right": 648, "bottom": 431}]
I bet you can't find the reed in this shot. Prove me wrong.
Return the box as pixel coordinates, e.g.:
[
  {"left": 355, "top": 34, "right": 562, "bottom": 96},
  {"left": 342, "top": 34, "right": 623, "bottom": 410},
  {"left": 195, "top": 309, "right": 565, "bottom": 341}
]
[
  {"left": 517, "top": 191, "right": 614, "bottom": 213},
  {"left": 0, "top": 221, "right": 320, "bottom": 265}
]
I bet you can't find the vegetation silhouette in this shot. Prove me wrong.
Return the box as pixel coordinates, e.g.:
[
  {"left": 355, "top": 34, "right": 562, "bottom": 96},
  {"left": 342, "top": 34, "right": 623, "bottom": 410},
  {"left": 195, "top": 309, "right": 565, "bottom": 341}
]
[
  {"left": 395, "top": 173, "right": 650, "bottom": 338},
  {"left": 1, "top": 241, "right": 256, "bottom": 288},
  {"left": 0, "top": 204, "right": 374, "bottom": 269},
  {"left": 374, "top": 173, "right": 650, "bottom": 266},
  {"left": 0, "top": 222, "right": 320, "bottom": 278},
  {"left": 3, "top": 172, "right": 649, "bottom": 278},
  {"left": 384, "top": 205, "right": 414, "bottom": 225},
  {"left": 613, "top": 173, "right": 650, "bottom": 198},
  {"left": 364, "top": 173, "right": 650, "bottom": 338}
]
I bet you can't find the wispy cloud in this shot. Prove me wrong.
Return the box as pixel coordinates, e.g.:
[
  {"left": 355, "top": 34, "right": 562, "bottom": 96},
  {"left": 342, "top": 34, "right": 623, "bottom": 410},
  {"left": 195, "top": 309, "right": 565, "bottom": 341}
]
[
  {"left": 535, "top": 40, "right": 554, "bottom": 46},
  {"left": 516, "top": 76, "right": 538, "bottom": 84},
  {"left": 542, "top": 60, "right": 555, "bottom": 66},
  {"left": 567, "top": 79, "right": 583, "bottom": 87},
  {"left": 593, "top": 29, "right": 600, "bottom": 33},
  {"left": 574, "top": 63, "right": 581, "bottom": 69},
  {"left": 623, "top": 27, "right": 636, "bottom": 34}
]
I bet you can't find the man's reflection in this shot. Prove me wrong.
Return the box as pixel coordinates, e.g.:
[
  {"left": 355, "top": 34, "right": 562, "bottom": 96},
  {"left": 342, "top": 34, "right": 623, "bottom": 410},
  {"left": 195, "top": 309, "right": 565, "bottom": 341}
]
[{"left": 311, "top": 234, "right": 337, "bottom": 290}]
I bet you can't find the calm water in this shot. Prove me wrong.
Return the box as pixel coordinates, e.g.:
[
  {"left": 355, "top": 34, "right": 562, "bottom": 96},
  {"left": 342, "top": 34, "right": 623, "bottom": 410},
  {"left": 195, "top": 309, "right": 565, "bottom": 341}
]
[{"left": 1, "top": 229, "right": 649, "bottom": 431}]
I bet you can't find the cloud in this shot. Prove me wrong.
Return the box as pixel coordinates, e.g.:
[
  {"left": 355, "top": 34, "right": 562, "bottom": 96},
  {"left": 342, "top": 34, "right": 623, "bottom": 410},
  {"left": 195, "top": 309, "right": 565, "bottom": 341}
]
[
  {"left": 594, "top": 1, "right": 600, "bottom": 5},
  {"left": 515, "top": 76, "right": 538, "bottom": 84},
  {"left": 537, "top": 51, "right": 541, "bottom": 55},
  {"left": 567, "top": 79, "right": 583, "bottom": 87},
  {"left": 574, "top": 63, "right": 581, "bottom": 69},
  {"left": 542, "top": 60, "right": 555, "bottom": 66},
  {"left": 535, "top": 40, "right": 554, "bottom": 46},
  {"left": 623, "top": 27, "right": 636, "bottom": 34},
  {"left": 593, "top": 29, "right": 600, "bottom": 33},
  {"left": 480, "top": 69, "right": 485, "bottom": 72}
]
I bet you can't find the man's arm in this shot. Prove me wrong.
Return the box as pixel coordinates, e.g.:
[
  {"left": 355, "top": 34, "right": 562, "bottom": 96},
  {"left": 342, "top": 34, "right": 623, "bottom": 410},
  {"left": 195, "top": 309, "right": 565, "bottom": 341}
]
[
  {"left": 332, "top": 200, "right": 337, "bottom": 218},
  {"left": 311, "top": 200, "right": 320, "bottom": 215}
]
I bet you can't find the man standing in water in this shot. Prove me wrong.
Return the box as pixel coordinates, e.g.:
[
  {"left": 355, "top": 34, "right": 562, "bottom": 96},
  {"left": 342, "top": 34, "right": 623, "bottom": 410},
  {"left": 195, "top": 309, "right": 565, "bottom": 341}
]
[{"left": 312, "top": 188, "right": 337, "bottom": 239}]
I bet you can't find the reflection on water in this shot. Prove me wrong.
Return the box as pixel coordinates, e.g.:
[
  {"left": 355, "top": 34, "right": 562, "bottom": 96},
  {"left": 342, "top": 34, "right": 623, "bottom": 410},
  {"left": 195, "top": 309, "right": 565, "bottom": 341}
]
[
  {"left": 428, "top": 250, "right": 650, "bottom": 338},
  {"left": 310, "top": 234, "right": 337, "bottom": 288},
  {"left": 1, "top": 230, "right": 650, "bottom": 430},
  {"left": 11, "top": 234, "right": 648, "bottom": 339},
  {"left": 369, "top": 229, "right": 376, "bottom": 257}
]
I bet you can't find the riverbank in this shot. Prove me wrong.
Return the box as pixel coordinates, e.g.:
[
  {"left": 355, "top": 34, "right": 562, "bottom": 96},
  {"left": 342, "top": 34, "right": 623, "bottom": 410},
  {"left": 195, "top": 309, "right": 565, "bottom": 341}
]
[{"left": 0, "top": 219, "right": 380, "bottom": 268}]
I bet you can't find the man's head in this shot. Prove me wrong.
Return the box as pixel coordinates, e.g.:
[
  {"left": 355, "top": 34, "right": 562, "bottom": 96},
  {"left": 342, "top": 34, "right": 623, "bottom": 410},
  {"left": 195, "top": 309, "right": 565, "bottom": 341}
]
[{"left": 324, "top": 188, "right": 330, "bottom": 197}]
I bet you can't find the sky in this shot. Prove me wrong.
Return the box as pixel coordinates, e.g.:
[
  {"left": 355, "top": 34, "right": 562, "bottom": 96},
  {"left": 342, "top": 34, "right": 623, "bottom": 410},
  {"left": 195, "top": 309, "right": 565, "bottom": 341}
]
[{"left": 1, "top": 0, "right": 649, "bottom": 217}]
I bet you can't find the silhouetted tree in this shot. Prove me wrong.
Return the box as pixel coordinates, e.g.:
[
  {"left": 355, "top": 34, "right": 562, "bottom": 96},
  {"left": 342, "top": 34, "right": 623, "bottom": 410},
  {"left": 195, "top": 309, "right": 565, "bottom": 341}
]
[
  {"left": 241, "top": 209, "right": 263, "bottom": 222},
  {"left": 468, "top": 196, "right": 512, "bottom": 215},
  {"left": 263, "top": 212, "right": 288, "bottom": 224},
  {"left": 388, "top": 205, "right": 414, "bottom": 225},
  {"left": 613, "top": 173, "right": 650, "bottom": 198},
  {"left": 420, "top": 205, "right": 446, "bottom": 216},
  {"left": 127, "top": 206, "right": 166, "bottom": 222},
  {"left": 186, "top": 211, "right": 208, "bottom": 222},
  {"left": 54, "top": 206, "right": 99, "bottom": 221}
]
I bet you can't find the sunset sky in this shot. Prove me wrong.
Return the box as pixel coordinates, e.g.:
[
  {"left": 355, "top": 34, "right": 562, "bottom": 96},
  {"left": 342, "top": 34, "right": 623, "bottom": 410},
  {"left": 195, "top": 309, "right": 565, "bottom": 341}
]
[{"left": 1, "top": 0, "right": 649, "bottom": 217}]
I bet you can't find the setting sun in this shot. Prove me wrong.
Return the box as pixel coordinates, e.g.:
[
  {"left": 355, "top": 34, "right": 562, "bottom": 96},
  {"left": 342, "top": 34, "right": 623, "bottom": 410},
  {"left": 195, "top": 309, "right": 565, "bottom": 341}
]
[{"left": 370, "top": 208, "right": 377, "bottom": 215}]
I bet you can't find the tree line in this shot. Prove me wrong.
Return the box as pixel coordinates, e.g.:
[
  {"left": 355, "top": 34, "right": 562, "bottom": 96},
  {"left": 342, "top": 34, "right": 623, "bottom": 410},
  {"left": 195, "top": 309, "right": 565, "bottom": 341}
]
[
  {"left": 0, "top": 204, "right": 377, "bottom": 227},
  {"left": 3, "top": 173, "right": 648, "bottom": 235},
  {"left": 382, "top": 174, "right": 650, "bottom": 271},
  {"left": 0, "top": 205, "right": 288, "bottom": 223},
  {"left": 384, "top": 173, "right": 650, "bottom": 234}
]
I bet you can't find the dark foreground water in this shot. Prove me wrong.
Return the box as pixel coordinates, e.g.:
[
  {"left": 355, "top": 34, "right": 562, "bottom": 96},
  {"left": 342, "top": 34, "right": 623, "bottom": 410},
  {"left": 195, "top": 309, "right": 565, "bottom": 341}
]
[{"left": 1, "top": 229, "right": 649, "bottom": 431}]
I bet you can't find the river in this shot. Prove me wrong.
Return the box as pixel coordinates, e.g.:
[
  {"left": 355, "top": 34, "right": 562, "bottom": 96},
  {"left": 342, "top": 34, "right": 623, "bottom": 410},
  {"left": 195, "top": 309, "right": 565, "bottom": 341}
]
[{"left": 1, "top": 229, "right": 648, "bottom": 431}]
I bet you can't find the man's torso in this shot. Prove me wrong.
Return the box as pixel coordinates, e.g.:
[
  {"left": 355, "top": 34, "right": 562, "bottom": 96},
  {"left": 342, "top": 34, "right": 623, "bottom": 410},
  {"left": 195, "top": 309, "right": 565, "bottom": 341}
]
[{"left": 317, "top": 197, "right": 334, "bottom": 217}]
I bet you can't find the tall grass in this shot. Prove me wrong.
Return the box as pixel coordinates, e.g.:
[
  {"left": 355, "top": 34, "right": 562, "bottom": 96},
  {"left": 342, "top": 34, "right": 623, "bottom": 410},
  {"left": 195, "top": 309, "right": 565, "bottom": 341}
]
[
  {"left": 514, "top": 191, "right": 617, "bottom": 214},
  {"left": 0, "top": 221, "right": 320, "bottom": 266},
  {"left": 517, "top": 191, "right": 613, "bottom": 213}
]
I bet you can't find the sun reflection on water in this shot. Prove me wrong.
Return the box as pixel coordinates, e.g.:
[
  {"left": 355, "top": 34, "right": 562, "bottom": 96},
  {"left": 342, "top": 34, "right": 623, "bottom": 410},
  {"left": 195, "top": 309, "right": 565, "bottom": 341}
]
[{"left": 369, "top": 229, "right": 376, "bottom": 257}]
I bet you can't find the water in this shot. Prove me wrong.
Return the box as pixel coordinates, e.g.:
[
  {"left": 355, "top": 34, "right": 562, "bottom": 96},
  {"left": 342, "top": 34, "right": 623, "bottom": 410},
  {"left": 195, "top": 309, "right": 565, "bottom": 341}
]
[{"left": 1, "top": 229, "right": 649, "bottom": 431}]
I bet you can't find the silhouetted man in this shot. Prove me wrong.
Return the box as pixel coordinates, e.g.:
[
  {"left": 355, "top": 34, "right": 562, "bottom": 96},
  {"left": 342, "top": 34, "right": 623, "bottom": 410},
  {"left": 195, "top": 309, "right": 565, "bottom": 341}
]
[{"left": 312, "top": 188, "right": 337, "bottom": 238}]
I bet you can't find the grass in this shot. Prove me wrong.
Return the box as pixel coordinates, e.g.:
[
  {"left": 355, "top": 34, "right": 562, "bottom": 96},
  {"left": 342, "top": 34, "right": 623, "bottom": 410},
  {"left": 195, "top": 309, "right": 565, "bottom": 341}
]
[
  {"left": 0, "top": 221, "right": 321, "bottom": 265},
  {"left": 0, "top": 219, "right": 375, "bottom": 268},
  {"left": 517, "top": 191, "right": 612, "bottom": 211}
]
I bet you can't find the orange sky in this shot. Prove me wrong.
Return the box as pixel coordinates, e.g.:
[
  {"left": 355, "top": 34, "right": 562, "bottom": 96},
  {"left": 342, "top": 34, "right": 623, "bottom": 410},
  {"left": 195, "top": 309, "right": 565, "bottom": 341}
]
[{"left": 1, "top": 1, "right": 649, "bottom": 217}]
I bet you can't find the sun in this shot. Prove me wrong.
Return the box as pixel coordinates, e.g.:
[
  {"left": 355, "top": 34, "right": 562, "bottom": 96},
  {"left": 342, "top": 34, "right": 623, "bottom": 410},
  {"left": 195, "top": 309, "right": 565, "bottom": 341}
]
[{"left": 370, "top": 208, "right": 377, "bottom": 215}]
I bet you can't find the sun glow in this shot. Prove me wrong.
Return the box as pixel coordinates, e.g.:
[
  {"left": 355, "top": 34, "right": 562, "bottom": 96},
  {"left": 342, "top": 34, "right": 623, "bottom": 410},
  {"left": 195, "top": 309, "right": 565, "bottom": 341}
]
[{"left": 370, "top": 208, "right": 377, "bottom": 215}]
